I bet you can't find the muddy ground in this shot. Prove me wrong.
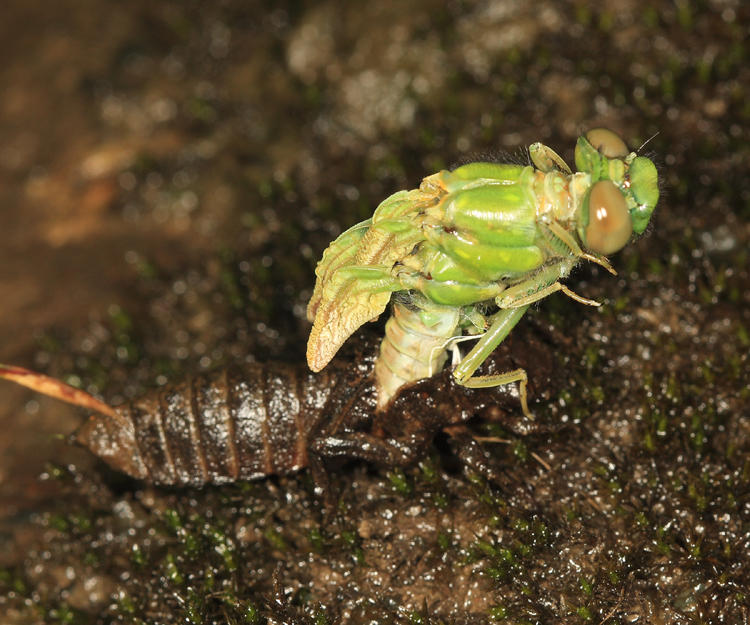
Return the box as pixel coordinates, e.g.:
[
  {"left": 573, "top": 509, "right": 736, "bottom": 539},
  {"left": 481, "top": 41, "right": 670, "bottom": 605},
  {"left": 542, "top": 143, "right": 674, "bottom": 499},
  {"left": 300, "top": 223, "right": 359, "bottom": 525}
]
[{"left": 0, "top": 1, "right": 748, "bottom": 623}]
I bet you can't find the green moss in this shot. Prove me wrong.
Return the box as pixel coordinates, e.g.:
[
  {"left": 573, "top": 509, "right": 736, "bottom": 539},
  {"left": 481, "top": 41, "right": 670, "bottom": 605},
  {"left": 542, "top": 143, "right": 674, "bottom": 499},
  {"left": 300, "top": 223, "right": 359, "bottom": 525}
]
[
  {"left": 489, "top": 604, "right": 507, "bottom": 620},
  {"left": 242, "top": 603, "right": 262, "bottom": 625},
  {"left": 263, "top": 527, "right": 288, "bottom": 553},
  {"left": 163, "top": 553, "right": 185, "bottom": 585},
  {"left": 387, "top": 467, "right": 412, "bottom": 495}
]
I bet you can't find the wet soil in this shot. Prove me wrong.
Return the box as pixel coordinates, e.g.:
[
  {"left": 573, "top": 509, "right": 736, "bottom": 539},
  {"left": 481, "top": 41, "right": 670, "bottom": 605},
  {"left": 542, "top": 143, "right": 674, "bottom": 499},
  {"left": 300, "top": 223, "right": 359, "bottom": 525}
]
[{"left": 0, "top": 1, "right": 748, "bottom": 623}]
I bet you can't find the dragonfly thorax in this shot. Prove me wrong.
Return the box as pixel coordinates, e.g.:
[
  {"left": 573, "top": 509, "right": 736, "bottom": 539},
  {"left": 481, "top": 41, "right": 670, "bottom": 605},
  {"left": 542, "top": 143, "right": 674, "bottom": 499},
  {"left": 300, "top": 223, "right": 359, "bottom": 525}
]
[{"left": 532, "top": 170, "right": 590, "bottom": 228}]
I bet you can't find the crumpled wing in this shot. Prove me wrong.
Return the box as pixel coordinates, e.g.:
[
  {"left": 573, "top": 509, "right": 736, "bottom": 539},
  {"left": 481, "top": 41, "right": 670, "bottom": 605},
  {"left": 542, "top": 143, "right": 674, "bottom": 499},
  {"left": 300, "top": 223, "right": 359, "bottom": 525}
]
[
  {"left": 306, "top": 218, "right": 371, "bottom": 324},
  {"left": 306, "top": 266, "right": 399, "bottom": 372},
  {"left": 306, "top": 187, "right": 440, "bottom": 372}
]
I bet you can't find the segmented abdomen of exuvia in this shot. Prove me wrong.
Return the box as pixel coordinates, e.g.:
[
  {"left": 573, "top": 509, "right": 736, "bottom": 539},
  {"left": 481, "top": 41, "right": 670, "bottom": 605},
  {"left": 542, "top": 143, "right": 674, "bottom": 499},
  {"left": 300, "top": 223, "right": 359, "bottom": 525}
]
[{"left": 75, "top": 360, "right": 373, "bottom": 487}]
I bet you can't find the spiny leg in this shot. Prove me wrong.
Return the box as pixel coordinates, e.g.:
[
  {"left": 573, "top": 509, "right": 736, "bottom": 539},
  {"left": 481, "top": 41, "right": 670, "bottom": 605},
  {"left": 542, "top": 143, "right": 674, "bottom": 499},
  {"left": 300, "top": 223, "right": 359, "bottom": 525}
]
[
  {"left": 308, "top": 432, "right": 428, "bottom": 514},
  {"left": 497, "top": 279, "right": 602, "bottom": 309},
  {"left": 431, "top": 332, "right": 486, "bottom": 372},
  {"left": 545, "top": 221, "right": 616, "bottom": 275},
  {"left": 452, "top": 306, "right": 529, "bottom": 384},
  {"left": 310, "top": 431, "right": 425, "bottom": 467},
  {"left": 307, "top": 451, "right": 339, "bottom": 513},
  {"left": 452, "top": 305, "right": 533, "bottom": 418},
  {"left": 528, "top": 142, "right": 572, "bottom": 174},
  {"left": 492, "top": 259, "right": 603, "bottom": 310},
  {"left": 429, "top": 307, "right": 490, "bottom": 371},
  {"left": 445, "top": 425, "right": 542, "bottom": 509},
  {"left": 443, "top": 425, "right": 505, "bottom": 484},
  {"left": 461, "top": 367, "right": 531, "bottom": 417}
]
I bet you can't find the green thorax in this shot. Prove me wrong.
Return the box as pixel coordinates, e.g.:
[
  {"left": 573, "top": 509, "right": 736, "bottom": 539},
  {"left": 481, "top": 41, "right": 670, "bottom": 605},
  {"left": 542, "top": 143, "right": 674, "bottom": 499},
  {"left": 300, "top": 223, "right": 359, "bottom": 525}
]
[{"left": 399, "top": 164, "right": 586, "bottom": 287}]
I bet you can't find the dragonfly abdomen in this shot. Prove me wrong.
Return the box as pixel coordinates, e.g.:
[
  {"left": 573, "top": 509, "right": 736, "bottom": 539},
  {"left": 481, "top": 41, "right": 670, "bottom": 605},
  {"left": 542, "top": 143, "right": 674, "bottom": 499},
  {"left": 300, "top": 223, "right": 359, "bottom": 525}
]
[{"left": 374, "top": 300, "right": 461, "bottom": 410}]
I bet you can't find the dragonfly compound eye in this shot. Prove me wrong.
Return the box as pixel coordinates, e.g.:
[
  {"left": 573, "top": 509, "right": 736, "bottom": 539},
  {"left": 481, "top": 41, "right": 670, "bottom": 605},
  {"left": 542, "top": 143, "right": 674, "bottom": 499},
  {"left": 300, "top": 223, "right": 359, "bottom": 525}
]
[
  {"left": 585, "top": 128, "right": 629, "bottom": 159},
  {"left": 584, "top": 180, "right": 633, "bottom": 255}
]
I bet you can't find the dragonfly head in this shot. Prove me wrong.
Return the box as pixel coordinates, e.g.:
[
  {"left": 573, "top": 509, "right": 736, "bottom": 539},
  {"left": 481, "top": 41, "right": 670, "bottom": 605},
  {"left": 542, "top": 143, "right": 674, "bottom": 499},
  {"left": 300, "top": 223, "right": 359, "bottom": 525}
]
[{"left": 575, "top": 128, "right": 659, "bottom": 255}]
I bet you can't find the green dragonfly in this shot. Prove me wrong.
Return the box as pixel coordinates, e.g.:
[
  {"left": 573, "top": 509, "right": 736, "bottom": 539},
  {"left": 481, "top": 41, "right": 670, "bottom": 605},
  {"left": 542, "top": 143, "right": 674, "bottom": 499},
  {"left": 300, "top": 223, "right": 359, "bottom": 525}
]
[{"left": 307, "top": 129, "right": 659, "bottom": 414}]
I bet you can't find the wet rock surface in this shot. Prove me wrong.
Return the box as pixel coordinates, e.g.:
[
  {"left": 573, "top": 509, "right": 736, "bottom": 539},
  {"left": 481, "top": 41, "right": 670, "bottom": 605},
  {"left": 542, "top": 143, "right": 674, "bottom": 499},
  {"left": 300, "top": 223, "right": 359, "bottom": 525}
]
[{"left": 0, "top": 1, "right": 748, "bottom": 623}]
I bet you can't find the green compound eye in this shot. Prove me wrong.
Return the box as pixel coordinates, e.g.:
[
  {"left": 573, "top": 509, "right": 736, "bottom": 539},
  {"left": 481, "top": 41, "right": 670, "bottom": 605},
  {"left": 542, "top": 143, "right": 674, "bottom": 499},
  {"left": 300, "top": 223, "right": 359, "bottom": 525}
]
[
  {"left": 584, "top": 180, "right": 633, "bottom": 255},
  {"left": 628, "top": 156, "right": 659, "bottom": 234},
  {"left": 585, "top": 128, "right": 629, "bottom": 159}
]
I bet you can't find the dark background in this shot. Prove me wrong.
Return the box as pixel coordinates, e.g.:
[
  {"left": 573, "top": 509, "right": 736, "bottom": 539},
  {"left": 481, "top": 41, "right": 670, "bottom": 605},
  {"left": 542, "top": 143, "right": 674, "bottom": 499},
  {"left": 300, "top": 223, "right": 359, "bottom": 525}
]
[{"left": 0, "top": 1, "right": 747, "bottom": 623}]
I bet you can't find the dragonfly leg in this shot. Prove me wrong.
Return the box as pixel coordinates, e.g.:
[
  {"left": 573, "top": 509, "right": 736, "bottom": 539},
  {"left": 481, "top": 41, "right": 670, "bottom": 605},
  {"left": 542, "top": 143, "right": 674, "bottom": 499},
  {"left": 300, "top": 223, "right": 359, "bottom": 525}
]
[
  {"left": 497, "top": 280, "right": 601, "bottom": 308},
  {"left": 494, "top": 260, "right": 602, "bottom": 309},
  {"left": 310, "top": 431, "right": 424, "bottom": 467},
  {"left": 546, "top": 221, "right": 616, "bottom": 275},
  {"left": 453, "top": 306, "right": 529, "bottom": 383},
  {"left": 451, "top": 306, "right": 533, "bottom": 418},
  {"left": 461, "top": 366, "right": 531, "bottom": 418},
  {"left": 450, "top": 252, "right": 605, "bottom": 418},
  {"left": 451, "top": 261, "right": 598, "bottom": 418},
  {"left": 443, "top": 425, "right": 505, "bottom": 484},
  {"left": 529, "top": 142, "right": 572, "bottom": 174}
]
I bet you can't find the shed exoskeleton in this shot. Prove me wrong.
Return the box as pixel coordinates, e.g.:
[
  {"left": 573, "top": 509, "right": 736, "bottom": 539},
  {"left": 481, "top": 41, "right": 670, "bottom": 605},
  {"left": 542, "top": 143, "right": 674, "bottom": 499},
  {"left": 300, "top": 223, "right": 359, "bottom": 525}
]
[{"left": 0, "top": 328, "right": 558, "bottom": 488}]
